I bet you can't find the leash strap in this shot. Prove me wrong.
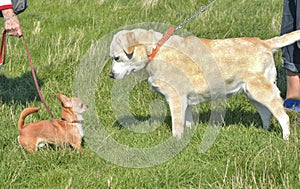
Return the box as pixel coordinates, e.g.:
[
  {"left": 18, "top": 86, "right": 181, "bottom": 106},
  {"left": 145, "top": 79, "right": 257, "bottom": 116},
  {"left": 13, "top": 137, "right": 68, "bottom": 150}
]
[
  {"left": 0, "top": 30, "right": 54, "bottom": 117},
  {"left": 22, "top": 36, "right": 54, "bottom": 117},
  {"left": 175, "top": 0, "right": 217, "bottom": 31},
  {"left": 147, "top": 0, "right": 217, "bottom": 64},
  {"left": 0, "top": 30, "right": 7, "bottom": 65}
]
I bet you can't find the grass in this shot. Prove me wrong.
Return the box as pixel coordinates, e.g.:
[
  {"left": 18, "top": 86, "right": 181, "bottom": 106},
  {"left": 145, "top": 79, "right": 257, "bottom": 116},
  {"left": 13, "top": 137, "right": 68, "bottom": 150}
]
[{"left": 0, "top": 0, "right": 299, "bottom": 188}]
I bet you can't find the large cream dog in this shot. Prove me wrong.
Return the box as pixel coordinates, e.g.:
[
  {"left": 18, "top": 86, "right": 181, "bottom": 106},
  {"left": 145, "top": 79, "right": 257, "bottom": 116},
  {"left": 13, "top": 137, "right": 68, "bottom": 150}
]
[{"left": 109, "top": 28, "right": 300, "bottom": 140}]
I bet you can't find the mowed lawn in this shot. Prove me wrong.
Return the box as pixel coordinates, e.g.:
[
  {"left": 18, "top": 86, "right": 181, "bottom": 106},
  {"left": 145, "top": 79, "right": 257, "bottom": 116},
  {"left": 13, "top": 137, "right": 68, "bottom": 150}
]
[{"left": 0, "top": 0, "right": 299, "bottom": 188}]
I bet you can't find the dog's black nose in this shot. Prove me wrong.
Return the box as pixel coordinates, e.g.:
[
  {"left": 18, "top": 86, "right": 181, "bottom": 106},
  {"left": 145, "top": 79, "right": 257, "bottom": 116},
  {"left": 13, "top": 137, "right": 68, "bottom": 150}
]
[{"left": 109, "top": 71, "right": 114, "bottom": 78}]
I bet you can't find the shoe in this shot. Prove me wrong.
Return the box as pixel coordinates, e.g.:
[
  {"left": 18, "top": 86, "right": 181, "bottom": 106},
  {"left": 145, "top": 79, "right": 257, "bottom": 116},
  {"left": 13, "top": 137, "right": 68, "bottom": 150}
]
[{"left": 284, "top": 99, "right": 300, "bottom": 112}]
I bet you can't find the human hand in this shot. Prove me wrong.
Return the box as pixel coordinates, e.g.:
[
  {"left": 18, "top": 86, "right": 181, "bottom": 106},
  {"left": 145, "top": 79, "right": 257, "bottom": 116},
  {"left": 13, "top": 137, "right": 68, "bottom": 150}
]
[{"left": 2, "top": 9, "right": 22, "bottom": 37}]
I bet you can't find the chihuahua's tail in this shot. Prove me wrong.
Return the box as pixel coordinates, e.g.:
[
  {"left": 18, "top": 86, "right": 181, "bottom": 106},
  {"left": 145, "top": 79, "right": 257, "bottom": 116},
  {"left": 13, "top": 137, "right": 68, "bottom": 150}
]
[
  {"left": 264, "top": 30, "right": 300, "bottom": 52},
  {"left": 18, "top": 107, "right": 40, "bottom": 131}
]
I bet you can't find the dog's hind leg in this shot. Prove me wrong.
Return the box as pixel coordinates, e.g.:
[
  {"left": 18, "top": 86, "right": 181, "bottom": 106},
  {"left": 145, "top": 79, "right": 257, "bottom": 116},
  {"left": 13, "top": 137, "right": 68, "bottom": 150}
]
[
  {"left": 243, "top": 73, "right": 290, "bottom": 140},
  {"left": 18, "top": 136, "right": 37, "bottom": 152},
  {"left": 250, "top": 100, "right": 272, "bottom": 130},
  {"left": 185, "top": 105, "right": 193, "bottom": 129}
]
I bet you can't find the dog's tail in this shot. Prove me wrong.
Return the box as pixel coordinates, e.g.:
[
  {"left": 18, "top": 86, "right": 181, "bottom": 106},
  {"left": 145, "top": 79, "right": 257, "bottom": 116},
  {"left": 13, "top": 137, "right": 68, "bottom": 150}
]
[
  {"left": 18, "top": 107, "right": 40, "bottom": 131},
  {"left": 264, "top": 30, "right": 300, "bottom": 52}
]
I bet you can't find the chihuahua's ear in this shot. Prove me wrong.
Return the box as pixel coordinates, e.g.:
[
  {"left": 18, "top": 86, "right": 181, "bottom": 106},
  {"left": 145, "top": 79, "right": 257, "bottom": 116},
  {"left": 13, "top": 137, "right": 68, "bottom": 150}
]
[{"left": 56, "top": 94, "right": 72, "bottom": 107}]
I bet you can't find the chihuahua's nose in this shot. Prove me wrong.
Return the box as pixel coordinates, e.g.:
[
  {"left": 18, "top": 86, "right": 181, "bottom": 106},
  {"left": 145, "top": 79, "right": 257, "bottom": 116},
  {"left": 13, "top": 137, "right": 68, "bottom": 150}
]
[{"left": 109, "top": 71, "right": 114, "bottom": 78}]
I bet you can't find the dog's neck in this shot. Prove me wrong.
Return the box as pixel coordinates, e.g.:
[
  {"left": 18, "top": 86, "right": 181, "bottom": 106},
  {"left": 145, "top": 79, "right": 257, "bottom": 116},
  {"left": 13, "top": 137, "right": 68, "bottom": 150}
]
[
  {"left": 61, "top": 117, "right": 82, "bottom": 124},
  {"left": 61, "top": 117, "right": 84, "bottom": 138},
  {"left": 61, "top": 108, "right": 84, "bottom": 137}
]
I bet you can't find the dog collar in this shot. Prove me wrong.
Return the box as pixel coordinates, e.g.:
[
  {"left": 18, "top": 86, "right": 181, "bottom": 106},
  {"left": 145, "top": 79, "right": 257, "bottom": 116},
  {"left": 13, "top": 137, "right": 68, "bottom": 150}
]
[
  {"left": 61, "top": 118, "right": 83, "bottom": 124},
  {"left": 146, "top": 26, "right": 175, "bottom": 66}
]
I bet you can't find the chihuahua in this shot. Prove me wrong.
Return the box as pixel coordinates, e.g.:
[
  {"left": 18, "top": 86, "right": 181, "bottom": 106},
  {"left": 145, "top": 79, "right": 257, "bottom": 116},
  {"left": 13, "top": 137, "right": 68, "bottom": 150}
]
[{"left": 18, "top": 94, "right": 88, "bottom": 152}]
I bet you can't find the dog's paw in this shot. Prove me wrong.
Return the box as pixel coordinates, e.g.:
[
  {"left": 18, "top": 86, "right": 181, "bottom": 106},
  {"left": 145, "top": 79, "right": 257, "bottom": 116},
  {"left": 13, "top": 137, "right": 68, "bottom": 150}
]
[
  {"left": 283, "top": 132, "right": 290, "bottom": 141},
  {"left": 185, "top": 121, "right": 192, "bottom": 129},
  {"left": 172, "top": 127, "right": 184, "bottom": 139}
]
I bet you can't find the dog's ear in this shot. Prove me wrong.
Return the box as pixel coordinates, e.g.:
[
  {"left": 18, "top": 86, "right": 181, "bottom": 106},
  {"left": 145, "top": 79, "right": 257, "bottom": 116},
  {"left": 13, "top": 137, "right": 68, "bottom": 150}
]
[
  {"left": 56, "top": 94, "right": 72, "bottom": 108},
  {"left": 117, "top": 31, "right": 136, "bottom": 60},
  {"left": 123, "top": 46, "right": 134, "bottom": 60}
]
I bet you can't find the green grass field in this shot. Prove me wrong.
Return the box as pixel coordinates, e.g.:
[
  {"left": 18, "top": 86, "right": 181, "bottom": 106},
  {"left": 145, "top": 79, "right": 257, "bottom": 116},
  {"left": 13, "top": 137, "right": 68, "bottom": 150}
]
[{"left": 0, "top": 0, "right": 299, "bottom": 188}]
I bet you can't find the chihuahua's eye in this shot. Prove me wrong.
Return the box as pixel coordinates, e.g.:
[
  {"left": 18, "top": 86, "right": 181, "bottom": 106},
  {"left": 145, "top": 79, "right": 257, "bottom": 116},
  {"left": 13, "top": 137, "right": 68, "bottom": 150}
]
[{"left": 113, "top": 56, "right": 120, "bottom": 62}]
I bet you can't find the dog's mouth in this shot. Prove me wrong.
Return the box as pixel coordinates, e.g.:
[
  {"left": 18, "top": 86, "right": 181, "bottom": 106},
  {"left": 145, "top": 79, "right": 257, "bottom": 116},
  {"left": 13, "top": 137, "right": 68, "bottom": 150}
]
[
  {"left": 125, "top": 68, "right": 135, "bottom": 76},
  {"left": 110, "top": 67, "right": 137, "bottom": 79},
  {"left": 109, "top": 70, "right": 130, "bottom": 80}
]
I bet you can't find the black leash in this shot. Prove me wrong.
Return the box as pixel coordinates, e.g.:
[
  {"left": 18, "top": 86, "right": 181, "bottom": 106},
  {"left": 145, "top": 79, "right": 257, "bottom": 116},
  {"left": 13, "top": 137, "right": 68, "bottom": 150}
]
[
  {"left": 175, "top": 0, "right": 217, "bottom": 31},
  {"left": 147, "top": 0, "right": 217, "bottom": 64}
]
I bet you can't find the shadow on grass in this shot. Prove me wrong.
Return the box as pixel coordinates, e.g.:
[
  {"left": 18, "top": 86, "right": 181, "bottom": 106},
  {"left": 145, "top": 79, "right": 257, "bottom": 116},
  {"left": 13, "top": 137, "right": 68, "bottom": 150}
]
[
  {"left": 112, "top": 110, "right": 260, "bottom": 131},
  {"left": 0, "top": 71, "right": 43, "bottom": 105},
  {"left": 199, "top": 105, "right": 286, "bottom": 135},
  {"left": 113, "top": 104, "right": 285, "bottom": 136},
  {"left": 113, "top": 115, "right": 172, "bottom": 130}
]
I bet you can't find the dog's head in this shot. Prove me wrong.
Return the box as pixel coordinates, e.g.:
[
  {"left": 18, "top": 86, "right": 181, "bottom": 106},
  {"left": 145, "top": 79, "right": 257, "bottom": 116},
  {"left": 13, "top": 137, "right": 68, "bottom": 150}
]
[
  {"left": 56, "top": 94, "right": 88, "bottom": 116},
  {"left": 109, "top": 29, "right": 161, "bottom": 80}
]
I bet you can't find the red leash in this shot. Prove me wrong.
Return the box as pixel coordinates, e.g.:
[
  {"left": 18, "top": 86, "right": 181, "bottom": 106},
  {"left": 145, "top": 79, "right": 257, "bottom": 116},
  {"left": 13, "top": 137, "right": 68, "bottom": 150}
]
[
  {"left": 0, "top": 30, "right": 54, "bottom": 118},
  {"left": 0, "top": 30, "right": 6, "bottom": 65}
]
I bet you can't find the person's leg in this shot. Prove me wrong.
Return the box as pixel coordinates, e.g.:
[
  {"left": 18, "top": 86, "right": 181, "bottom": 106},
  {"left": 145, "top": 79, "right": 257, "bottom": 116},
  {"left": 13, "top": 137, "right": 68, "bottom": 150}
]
[
  {"left": 286, "top": 70, "right": 300, "bottom": 99},
  {"left": 281, "top": 0, "right": 300, "bottom": 111},
  {"left": 281, "top": 0, "right": 296, "bottom": 69},
  {"left": 285, "top": 70, "right": 300, "bottom": 111}
]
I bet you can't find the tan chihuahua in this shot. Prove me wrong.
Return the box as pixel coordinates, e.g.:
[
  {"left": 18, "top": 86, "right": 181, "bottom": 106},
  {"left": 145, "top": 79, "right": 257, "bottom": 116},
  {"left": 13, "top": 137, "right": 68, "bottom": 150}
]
[{"left": 18, "top": 94, "right": 88, "bottom": 152}]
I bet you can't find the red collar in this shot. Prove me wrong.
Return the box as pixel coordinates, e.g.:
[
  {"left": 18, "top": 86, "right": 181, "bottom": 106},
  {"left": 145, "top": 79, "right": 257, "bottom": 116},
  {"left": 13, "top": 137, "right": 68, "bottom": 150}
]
[
  {"left": 146, "top": 26, "right": 175, "bottom": 65},
  {"left": 61, "top": 118, "right": 82, "bottom": 124}
]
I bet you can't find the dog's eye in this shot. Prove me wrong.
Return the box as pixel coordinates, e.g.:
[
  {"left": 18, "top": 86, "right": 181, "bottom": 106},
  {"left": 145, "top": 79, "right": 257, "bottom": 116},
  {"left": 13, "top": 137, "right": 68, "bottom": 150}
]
[{"left": 113, "top": 56, "right": 120, "bottom": 62}]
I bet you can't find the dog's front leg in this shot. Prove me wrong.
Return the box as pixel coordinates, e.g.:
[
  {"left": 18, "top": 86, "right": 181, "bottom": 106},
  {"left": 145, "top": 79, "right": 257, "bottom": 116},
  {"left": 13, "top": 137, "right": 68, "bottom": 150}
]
[
  {"left": 150, "top": 79, "right": 188, "bottom": 138},
  {"left": 168, "top": 95, "right": 188, "bottom": 138},
  {"left": 70, "top": 139, "right": 83, "bottom": 152},
  {"left": 162, "top": 86, "right": 188, "bottom": 138}
]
